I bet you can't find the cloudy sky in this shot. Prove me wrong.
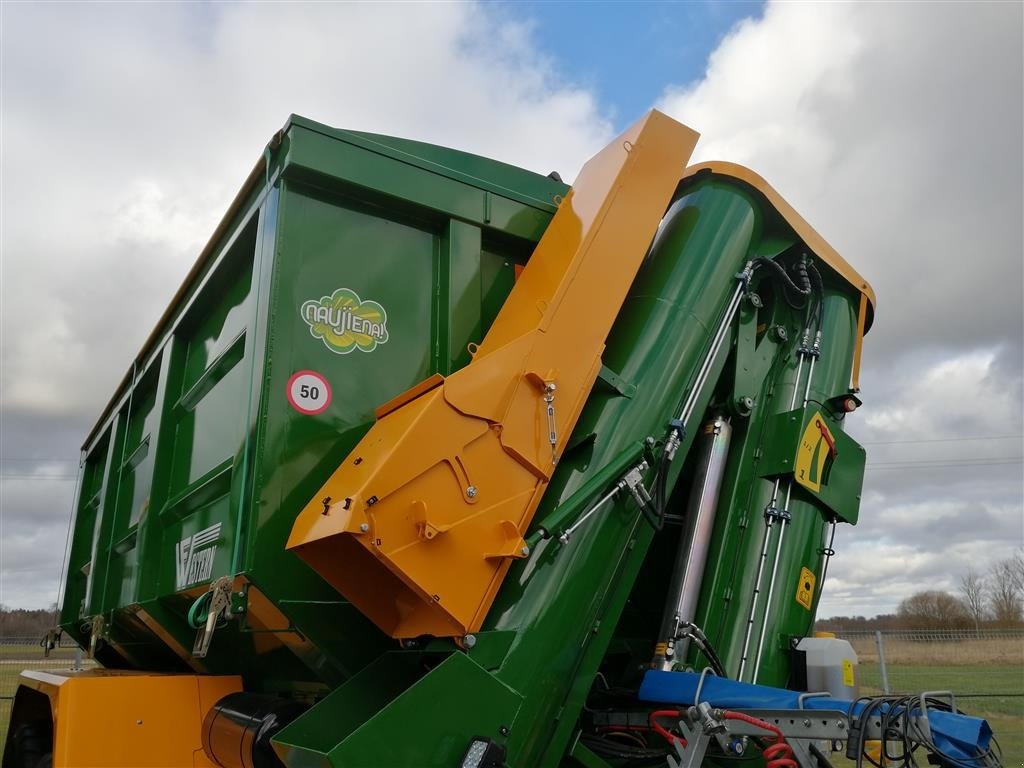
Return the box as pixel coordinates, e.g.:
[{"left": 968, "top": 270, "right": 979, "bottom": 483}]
[{"left": 1, "top": 1, "right": 1021, "bottom": 618}]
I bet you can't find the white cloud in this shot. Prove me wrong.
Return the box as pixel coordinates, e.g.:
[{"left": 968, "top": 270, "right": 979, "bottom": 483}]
[
  {"left": 660, "top": 1, "right": 1023, "bottom": 366},
  {"left": 0, "top": 2, "right": 612, "bottom": 608},
  {"left": 2, "top": 0, "right": 1022, "bottom": 624}
]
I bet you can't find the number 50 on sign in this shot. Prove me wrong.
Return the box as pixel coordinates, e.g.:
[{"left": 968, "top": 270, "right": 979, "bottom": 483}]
[{"left": 287, "top": 370, "right": 332, "bottom": 415}]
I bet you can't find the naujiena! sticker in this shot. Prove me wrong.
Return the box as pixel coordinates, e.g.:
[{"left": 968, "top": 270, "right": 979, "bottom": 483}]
[{"left": 301, "top": 288, "right": 389, "bottom": 354}]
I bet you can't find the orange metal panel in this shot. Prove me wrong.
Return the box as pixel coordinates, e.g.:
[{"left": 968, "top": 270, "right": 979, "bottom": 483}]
[
  {"left": 851, "top": 291, "right": 869, "bottom": 391},
  {"left": 288, "top": 110, "right": 700, "bottom": 639},
  {"left": 20, "top": 669, "right": 241, "bottom": 768}
]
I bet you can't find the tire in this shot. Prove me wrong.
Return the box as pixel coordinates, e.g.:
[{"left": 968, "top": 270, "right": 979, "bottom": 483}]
[{"left": 7, "top": 723, "right": 50, "bottom": 768}]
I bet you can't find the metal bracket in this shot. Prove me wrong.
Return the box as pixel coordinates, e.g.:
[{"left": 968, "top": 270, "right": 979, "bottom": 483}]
[
  {"left": 192, "top": 576, "right": 233, "bottom": 658},
  {"left": 667, "top": 696, "right": 979, "bottom": 768},
  {"left": 670, "top": 707, "right": 851, "bottom": 768},
  {"left": 543, "top": 382, "right": 558, "bottom": 465},
  {"left": 916, "top": 690, "right": 955, "bottom": 743},
  {"left": 558, "top": 460, "right": 649, "bottom": 544},
  {"left": 596, "top": 363, "right": 637, "bottom": 398},
  {"left": 692, "top": 667, "right": 717, "bottom": 707},
  {"left": 88, "top": 615, "right": 105, "bottom": 659},
  {"left": 798, "top": 692, "right": 831, "bottom": 709},
  {"left": 42, "top": 628, "right": 61, "bottom": 658},
  {"left": 622, "top": 463, "right": 653, "bottom": 510}
]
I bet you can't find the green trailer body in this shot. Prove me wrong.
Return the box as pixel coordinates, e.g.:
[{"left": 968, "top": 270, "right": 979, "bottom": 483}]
[
  {"left": 59, "top": 116, "right": 568, "bottom": 691},
  {"left": 10, "top": 112, "right": 876, "bottom": 768}
]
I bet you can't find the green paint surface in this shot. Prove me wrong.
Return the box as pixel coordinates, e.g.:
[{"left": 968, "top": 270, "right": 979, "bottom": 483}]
[{"left": 52, "top": 125, "right": 869, "bottom": 767}]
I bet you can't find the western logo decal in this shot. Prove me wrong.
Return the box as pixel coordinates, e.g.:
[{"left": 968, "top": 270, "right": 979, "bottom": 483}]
[
  {"left": 175, "top": 522, "right": 221, "bottom": 590},
  {"left": 301, "top": 288, "right": 389, "bottom": 354}
]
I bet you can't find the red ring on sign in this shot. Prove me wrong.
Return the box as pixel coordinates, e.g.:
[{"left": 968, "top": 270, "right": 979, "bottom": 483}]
[{"left": 286, "top": 370, "right": 332, "bottom": 415}]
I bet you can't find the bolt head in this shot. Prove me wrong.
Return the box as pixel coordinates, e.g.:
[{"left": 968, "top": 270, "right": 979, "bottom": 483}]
[
  {"left": 463, "top": 634, "right": 477, "bottom": 649},
  {"left": 359, "top": 523, "right": 369, "bottom": 532},
  {"left": 520, "top": 545, "right": 530, "bottom": 556},
  {"left": 466, "top": 486, "right": 477, "bottom": 498}
]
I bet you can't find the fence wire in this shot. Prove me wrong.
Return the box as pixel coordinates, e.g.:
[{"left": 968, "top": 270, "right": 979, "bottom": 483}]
[
  {"left": 0, "top": 635, "right": 96, "bottom": 746},
  {"left": 834, "top": 629, "right": 1023, "bottom": 762}
]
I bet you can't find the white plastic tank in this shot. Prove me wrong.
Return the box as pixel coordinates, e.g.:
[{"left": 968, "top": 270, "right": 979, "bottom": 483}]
[{"left": 795, "top": 633, "right": 859, "bottom": 700}]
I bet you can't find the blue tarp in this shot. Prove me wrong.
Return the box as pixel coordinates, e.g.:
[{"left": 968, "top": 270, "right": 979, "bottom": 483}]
[{"left": 638, "top": 670, "right": 993, "bottom": 766}]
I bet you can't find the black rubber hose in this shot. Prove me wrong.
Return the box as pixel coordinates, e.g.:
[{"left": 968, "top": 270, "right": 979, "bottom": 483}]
[
  {"left": 751, "top": 256, "right": 811, "bottom": 310},
  {"left": 806, "top": 260, "right": 825, "bottom": 332}
]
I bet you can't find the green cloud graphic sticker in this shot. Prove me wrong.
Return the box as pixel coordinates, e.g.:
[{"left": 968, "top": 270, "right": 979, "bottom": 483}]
[{"left": 300, "top": 288, "right": 389, "bottom": 355}]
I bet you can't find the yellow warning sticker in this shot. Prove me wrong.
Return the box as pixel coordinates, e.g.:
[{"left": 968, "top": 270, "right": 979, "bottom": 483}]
[
  {"left": 795, "top": 566, "right": 816, "bottom": 610},
  {"left": 843, "top": 659, "right": 855, "bottom": 687},
  {"left": 795, "top": 410, "right": 837, "bottom": 493}
]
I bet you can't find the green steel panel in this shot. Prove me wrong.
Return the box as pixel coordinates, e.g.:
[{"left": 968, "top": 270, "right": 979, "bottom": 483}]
[
  {"left": 58, "top": 115, "right": 566, "bottom": 686},
  {"left": 274, "top": 651, "right": 522, "bottom": 767},
  {"left": 758, "top": 406, "right": 866, "bottom": 524},
  {"left": 689, "top": 283, "right": 864, "bottom": 687}
]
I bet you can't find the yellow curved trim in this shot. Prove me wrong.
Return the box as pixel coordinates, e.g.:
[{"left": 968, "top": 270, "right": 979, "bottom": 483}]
[{"left": 683, "top": 161, "right": 876, "bottom": 329}]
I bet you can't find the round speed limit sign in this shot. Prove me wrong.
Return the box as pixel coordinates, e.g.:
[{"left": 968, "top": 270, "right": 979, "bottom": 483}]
[{"left": 286, "top": 370, "right": 332, "bottom": 415}]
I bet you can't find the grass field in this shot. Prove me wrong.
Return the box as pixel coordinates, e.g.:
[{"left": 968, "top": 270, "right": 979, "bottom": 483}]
[
  {"left": 847, "top": 636, "right": 1024, "bottom": 667},
  {"left": 854, "top": 662, "right": 1024, "bottom": 765},
  {"left": 843, "top": 636, "right": 1023, "bottom": 764},
  {"left": 0, "top": 645, "right": 88, "bottom": 748},
  {"left": 0, "top": 644, "right": 79, "bottom": 661}
]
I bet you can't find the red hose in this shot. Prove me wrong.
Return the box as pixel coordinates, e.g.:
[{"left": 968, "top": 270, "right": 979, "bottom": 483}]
[
  {"left": 648, "top": 709, "right": 687, "bottom": 747},
  {"left": 722, "top": 711, "right": 797, "bottom": 768}
]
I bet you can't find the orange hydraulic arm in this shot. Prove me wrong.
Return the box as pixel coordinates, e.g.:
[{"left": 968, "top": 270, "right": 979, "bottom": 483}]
[{"left": 286, "top": 111, "right": 699, "bottom": 639}]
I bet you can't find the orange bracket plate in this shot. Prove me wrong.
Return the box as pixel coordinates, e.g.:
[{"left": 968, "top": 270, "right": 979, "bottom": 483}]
[
  {"left": 287, "top": 111, "right": 699, "bottom": 639},
  {"left": 18, "top": 669, "right": 240, "bottom": 768}
]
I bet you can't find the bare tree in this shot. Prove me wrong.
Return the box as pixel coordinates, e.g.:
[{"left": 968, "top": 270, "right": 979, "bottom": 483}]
[
  {"left": 959, "top": 569, "right": 987, "bottom": 632},
  {"left": 987, "top": 557, "right": 1024, "bottom": 626},
  {"left": 897, "top": 590, "right": 971, "bottom": 629},
  {"left": 0, "top": 606, "right": 58, "bottom": 636},
  {"left": 1011, "top": 550, "right": 1024, "bottom": 593}
]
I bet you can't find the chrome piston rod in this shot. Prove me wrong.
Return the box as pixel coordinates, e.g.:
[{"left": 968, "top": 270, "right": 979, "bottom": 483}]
[{"left": 652, "top": 416, "right": 732, "bottom": 670}]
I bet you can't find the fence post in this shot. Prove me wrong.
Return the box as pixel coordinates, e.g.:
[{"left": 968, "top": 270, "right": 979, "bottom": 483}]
[{"left": 875, "top": 630, "right": 891, "bottom": 694}]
